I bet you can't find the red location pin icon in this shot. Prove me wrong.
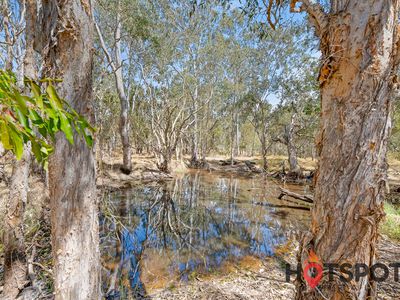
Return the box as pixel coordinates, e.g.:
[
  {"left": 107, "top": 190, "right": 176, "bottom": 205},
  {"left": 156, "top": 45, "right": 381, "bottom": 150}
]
[{"left": 303, "top": 262, "right": 323, "bottom": 289}]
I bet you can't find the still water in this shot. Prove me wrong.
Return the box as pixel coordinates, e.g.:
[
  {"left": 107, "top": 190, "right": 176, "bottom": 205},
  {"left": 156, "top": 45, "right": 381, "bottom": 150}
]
[{"left": 100, "top": 171, "right": 310, "bottom": 298}]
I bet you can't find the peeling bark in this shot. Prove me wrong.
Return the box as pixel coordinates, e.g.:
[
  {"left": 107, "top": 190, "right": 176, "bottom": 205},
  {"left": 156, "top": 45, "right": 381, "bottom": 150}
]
[
  {"left": 40, "top": 0, "right": 100, "bottom": 299},
  {"left": 295, "top": 1, "right": 400, "bottom": 299}
]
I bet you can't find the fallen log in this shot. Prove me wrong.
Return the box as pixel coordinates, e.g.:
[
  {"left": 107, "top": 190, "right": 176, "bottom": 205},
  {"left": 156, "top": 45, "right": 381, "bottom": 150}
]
[
  {"left": 278, "top": 187, "right": 314, "bottom": 204},
  {"left": 278, "top": 196, "right": 312, "bottom": 207},
  {"left": 219, "top": 159, "right": 239, "bottom": 166},
  {"left": 244, "top": 161, "right": 263, "bottom": 173}
]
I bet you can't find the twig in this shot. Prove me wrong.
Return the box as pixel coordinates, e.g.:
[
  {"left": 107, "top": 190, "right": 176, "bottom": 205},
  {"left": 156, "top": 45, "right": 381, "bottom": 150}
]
[{"left": 31, "top": 262, "right": 53, "bottom": 276}]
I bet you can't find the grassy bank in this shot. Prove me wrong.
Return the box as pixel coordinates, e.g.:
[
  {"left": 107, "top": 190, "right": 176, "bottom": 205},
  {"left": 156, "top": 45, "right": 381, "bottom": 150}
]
[{"left": 381, "top": 203, "right": 400, "bottom": 240}]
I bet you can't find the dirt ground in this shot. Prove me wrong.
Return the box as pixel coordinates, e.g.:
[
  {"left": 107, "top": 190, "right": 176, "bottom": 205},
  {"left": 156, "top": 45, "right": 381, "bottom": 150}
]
[
  {"left": 151, "top": 260, "right": 296, "bottom": 300},
  {"left": 149, "top": 236, "right": 399, "bottom": 300}
]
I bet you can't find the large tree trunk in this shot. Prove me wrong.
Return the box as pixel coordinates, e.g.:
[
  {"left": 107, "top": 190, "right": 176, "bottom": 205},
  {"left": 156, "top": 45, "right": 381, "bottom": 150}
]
[
  {"left": 296, "top": 1, "right": 400, "bottom": 299},
  {"left": 40, "top": 1, "right": 100, "bottom": 299}
]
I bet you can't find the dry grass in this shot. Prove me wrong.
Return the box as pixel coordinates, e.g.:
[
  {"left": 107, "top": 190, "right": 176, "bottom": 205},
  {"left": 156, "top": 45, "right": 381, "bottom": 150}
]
[
  {"left": 150, "top": 257, "right": 296, "bottom": 300},
  {"left": 387, "top": 154, "right": 400, "bottom": 185}
]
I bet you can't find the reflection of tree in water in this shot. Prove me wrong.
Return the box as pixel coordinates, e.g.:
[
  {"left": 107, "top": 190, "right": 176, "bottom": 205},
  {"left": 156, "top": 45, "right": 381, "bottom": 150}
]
[
  {"left": 101, "top": 172, "right": 292, "bottom": 298},
  {"left": 101, "top": 191, "right": 149, "bottom": 299}
]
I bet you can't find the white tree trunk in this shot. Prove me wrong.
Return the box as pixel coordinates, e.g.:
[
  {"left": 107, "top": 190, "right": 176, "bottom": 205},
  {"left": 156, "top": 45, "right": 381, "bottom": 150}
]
[
  {"left": 94, "top": 5, "right": 132, "bottom": 174},
  {"left": 40, "top": 0, "right": 100, "bottom": 299},
  {"left": 285, "top": 115, "right": 299, "bottom": 173}
]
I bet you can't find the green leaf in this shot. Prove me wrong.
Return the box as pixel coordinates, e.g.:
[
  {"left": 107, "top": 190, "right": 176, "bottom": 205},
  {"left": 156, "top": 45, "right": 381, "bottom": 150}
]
[
  {"left": 0, "top": 121, "right": 12, "bottom": 150},
  {"left": 28, "top": 109, "right": 41, "bottom": 122},
  {"left": 46, "top": 85, "right": 63, "bottom": 110},
  {"left": 31, "top": 140, "right": 43, "bottom": 163},
  {"left": 15, "top": 107, "right": 28, "bottom": 129},
  {"left": 59, "top": 112, "right": 74, "bottom": 144},
  {"left": 30, "top": 82, "right": 43, "bottom": 109},
  {"left": 82, "top": 129, "right": 94, "bottom": 147},
  {"left": 9, "top": 128, "right": 23, "bottom": 159},
  {"left": 1, "top": 69, "right": 94, "bottom": 163},
  {"left": 13, "top": 90, "right": 28, "bottom": 114}
]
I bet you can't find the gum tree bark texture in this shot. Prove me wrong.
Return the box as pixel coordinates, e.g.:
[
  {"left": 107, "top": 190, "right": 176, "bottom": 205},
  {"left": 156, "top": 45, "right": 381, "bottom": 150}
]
[
  {"left": 40, "top": 0, "right": 100, "bottom": 299},
  {"left": 293, "top": 1, "right": 400, "bottom": 299}
]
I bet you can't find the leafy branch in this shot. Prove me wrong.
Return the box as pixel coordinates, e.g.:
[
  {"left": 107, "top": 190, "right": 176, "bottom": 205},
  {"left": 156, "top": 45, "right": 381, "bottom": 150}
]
[{"left": 0, "top": 70, "right": 95, "bottom": 165}]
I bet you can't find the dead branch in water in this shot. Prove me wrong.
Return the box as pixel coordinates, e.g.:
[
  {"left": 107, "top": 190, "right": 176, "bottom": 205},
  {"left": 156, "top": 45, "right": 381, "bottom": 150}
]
[
  {"left": 278, "top": 187, "right": 314, "bottom": 204},
  {"left": 253, "top": 201, "right": 310, "bottom": 211},
  {"left": 278, "top": 196, "right": 312, "bottom": 207}
]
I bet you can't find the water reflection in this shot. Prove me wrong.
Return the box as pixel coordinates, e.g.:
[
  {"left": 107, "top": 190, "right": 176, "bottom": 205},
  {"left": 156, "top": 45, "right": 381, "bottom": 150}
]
[{"left": 100, "top": 171, "right": 309, "bottom": 298}]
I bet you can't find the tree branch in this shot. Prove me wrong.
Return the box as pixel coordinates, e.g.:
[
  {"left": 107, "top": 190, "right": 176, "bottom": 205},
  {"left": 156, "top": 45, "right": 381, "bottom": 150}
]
[
  {"left": 290, "top": 0, "right": 328, "bottom": 37},
  {"left": 94, "top": 20, "right": 117, "bottom": 73}
]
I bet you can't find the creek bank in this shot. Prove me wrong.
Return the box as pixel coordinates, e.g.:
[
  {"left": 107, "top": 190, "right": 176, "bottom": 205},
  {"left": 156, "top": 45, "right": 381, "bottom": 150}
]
[
  {"left": 96, "top": 155, "right": 188, "bottom": 190},
  {"left": 149, "top": 236, "right": 399, "bottom": 300},
  {"left": 189, "top": 157, "right": 315, "bottom": 185}
]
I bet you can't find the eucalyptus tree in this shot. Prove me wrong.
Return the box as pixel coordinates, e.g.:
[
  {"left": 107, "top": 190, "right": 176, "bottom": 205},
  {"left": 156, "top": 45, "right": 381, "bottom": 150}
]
[
  {"left": 139, "top": 54, "right": 196, "bottom": 173},
  {"left": 0, "top": 0, "right": 26, "bottom": 72},
  {"left": 38, "top": 0, "right": 100, "bottom": 298},
  {"left": 133, "top": 0, "right": 222, "bottom": 172},
  {"left": 94, "top": 0, "right": 154, "bottom": 174},
  {"left": 219, "top": 0, "right": 400, "bottom": 299},
  {"left": 292, "top": 2, "right": 400, "bottom": 298},
  {"left": 263, "top": 28, "right": 319, "bottom": 173},
  {"left": 94, "top": 0, "right": 152, "bottom": 174},
  {"left": 272, "top": 64, "right": 319, "bottom": 173},
  {"left": 180, "top": 3, "right": 219, "bottom": 166},
  {"left": 216, "top": 13, "right": 255, "bottom": 164},
  {"left": 93, "top": 78, "right": 121, "bottom": 167},
  {"left": 0, "top": 71, "right": 95, "bottom": 299},
  {"left": 239, "top": 24, "right": 317, "bottom": 171}
]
